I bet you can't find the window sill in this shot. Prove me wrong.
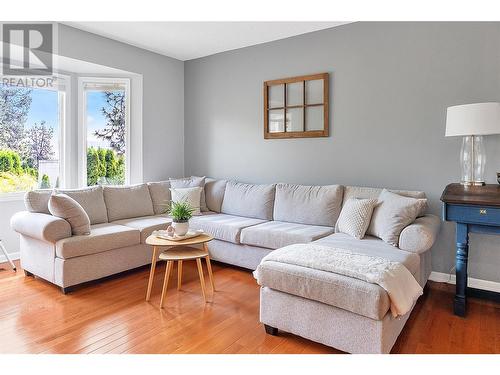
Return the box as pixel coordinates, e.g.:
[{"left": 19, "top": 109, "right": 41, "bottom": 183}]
[{"left": 0, "top": 192, "right": 26, "bottom": 202}]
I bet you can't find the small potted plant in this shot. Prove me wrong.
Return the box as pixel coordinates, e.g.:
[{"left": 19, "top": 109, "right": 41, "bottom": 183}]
[{"left": 168, "top": 200, "right": 194, "bottom": 236}]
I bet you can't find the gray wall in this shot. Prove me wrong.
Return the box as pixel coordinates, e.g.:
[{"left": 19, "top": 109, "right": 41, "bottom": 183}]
[
  {"left": 185, "top": 22, "right": 500, "bottom": 282},
  {"left": 58, "top": 24, "right": 185, "bottom": 181}
]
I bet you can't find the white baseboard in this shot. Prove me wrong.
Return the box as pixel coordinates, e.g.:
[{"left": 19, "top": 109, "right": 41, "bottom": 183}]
[
  {"left": 0, "top": 251, "right": 20, "bottom": 264},
  {"left": 429, "top": 271, "right": 500, "bottom": 293}
]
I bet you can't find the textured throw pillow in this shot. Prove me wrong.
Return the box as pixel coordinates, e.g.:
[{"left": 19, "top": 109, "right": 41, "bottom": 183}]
[
  {"left": 170, "top": 187, "right": 203, "bottom": 216},
  {"left": 335, "top": 198, "right": 378, "bottom": 239},
  {"left": 170, "top": 176, "right": 208, "bottom": 212},
  {"left": 24, "top": 190, "right": 52, "bottom": 214},
  {"left": 48, "top": 194, "right": 91, "bottom": 235},
  {"left": 367, "top": 189, "right": 427, "bottom": 246}
]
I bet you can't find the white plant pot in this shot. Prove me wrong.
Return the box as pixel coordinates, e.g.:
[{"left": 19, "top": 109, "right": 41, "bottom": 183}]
[{"left": 172, "top": 220, "right": 189, "bottom": 236}]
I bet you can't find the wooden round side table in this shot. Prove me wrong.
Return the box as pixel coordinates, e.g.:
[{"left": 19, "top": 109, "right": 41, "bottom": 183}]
[{"left": 145, "top": 233, "right": 215, "bottom": 308}]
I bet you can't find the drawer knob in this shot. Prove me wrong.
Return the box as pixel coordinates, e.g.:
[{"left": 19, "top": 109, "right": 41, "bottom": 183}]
[{"left": 479, "top": 209, "right": 487, "bottom": 215}]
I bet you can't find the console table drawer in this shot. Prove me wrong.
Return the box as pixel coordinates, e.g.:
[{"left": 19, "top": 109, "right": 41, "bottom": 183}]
[{"left": 446, "top": 204, "right": 500, "bottom": 225}]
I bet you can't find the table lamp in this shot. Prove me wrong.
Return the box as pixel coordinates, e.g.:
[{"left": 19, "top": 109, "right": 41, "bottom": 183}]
[{"left": 445, "top": 102, "right": 500, "bottom": 186}]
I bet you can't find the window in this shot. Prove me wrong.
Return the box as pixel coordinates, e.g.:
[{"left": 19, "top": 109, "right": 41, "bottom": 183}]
[
  {"left": 0, "top": 79, "right": 66, "bottom": 194},
  {"left": 78, "top": 78, "right": 130, "bottom": 187}
]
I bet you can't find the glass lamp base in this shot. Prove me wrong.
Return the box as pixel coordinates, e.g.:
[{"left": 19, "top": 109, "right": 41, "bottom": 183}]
[
  {"left": 460, "top": 181, "right": 486, "bottom": 186},
  {"left": 460, "top": 135, "right": 486, "bottom": 186}
]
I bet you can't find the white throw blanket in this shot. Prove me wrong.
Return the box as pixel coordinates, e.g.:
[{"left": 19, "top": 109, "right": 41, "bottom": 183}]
[{"left": 254, "top": 243, "right": 423, "bottom": 318}]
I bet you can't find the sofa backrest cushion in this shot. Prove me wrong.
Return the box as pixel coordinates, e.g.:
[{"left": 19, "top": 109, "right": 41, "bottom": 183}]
[
  {"left": 221, "top": 181, "right": 276, "bottom": 220},
  {"left": 147, "top": 181, "right": 171, "bottom": 215},
  {"left": 205, "top": 178, "right": 227, "bottom": 213},
  {"left": 343, "top": 186, "right": 426, "bottom": 204},
  {"left": 24, "top": 190, "right": 52, "bottom": 214},
  {"left": 103, "top": 184, "right": 154, "bottom": 221},
  {"left": 273, "top": 183, "right": 344, "bottom": 227},
  {"left": 55, "top": 186, "right": 108, "bottom": 224},
  {"left": 343, "top": 186, "right": 427, "bottom": 217}
]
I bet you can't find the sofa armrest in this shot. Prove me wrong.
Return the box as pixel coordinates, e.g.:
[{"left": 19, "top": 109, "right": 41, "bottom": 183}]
[
  {"left": 10, "top": 211, "right": 72, "bottom": 243},
  {"left": 398, "top": 214, "right": 441, "bottom": 254}
]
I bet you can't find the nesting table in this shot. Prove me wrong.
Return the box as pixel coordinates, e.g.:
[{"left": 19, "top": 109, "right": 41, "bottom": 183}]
[{"left": 145, "top": 233, "right": 215, "bottom": 308}]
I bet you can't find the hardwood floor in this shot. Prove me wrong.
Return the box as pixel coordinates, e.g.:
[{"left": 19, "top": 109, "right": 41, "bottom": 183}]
[{"left": 0, "top": 259, "right": 498, "bottom": 354}]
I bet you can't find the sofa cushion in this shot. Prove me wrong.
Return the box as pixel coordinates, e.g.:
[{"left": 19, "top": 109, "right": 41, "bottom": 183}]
[
  {"left": 24, "top": 190, "right": 52, "bottom": 214},
  {"left": 189, "top": 213, "right": 266, "bottom": 244},
  {"left": 55, "top": 186, "right": 108, "bottom": 224},
  {"left": 313, "top": 233, "right": 420, "bottom": 275},
  {"left": 205, "top": 178, "right": 227, "bottom": 213},
  {"left": 147, "top": 181, "right": 171, "bottom": 215},
  {"left": 48, "top": 194, "right": 91, "bottom": 236},
  {"left": 258, "top": 233, "right": 420, "bottom": 320},
  {"left": 343, "top": 186, "right": 426, "bottom": 205},
  {"left": 55, "top": 223, "right": 140, "bottom": 259},
  {"left": 113, "top": 215, "right": 172, "bottom": 243},
  {"left": 221, "top": 181, "right": 276, "bottom": 220},
  {"left": 103, "top": 184, "right": 154, "bottom": 221},
  {"left": 240, "top": 221, "right": 334, "bottom": 249},
  {"left": 257, "top": 260, "right": 390, "bottom": 320},
  {"left": 273, "top": 183, "right": 343, "bottom": 226}
]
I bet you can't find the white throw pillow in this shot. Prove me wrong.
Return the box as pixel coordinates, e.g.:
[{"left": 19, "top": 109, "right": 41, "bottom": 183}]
[
  {"left": 48, "top": 194, "right": 91, "bottom": 235},
  {"left": 335, "top": 198, "right": 378, "bottom": 239},
  {"left": 367, "top": 189, "right": 427, "bottom": 246},
  {"left": 169, "top": 187, "right": 203, "bottom": 216},
  {"left": 170, "top": 176, "right": 208, "bottom": 212}
]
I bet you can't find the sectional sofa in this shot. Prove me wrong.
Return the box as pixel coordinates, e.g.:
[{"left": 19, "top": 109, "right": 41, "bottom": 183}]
[{"left": 10, "top": 177, "right": 440, "bottom": 353}]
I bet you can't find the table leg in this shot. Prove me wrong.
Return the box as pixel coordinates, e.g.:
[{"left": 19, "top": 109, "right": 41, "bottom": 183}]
[
  {"left": 454, "top": 223, "right": 469, "bottom": 317},
  {"left": 177, "top": 260, "right": 183, "bottom": 291},
  {"left": 146, "top": 246, "right": 160, "bottom": 301},
  {"left": 205, "top": 256, "right": 216, "bottom": 292},
  {"left": 160, "top": 261, "right": 173, "bottom": 309},
  {"left": 196, "top": 258, "right": 207, "bottom": 302},
  {"left": 203, "top": 243, "right": 215, "bottom": 291}
]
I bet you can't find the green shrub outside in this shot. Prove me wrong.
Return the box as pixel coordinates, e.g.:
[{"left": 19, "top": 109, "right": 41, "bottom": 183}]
[
  {"left": 40, "top": 174, "right": 50, "bottom": 189},
  {"left": 87, "top": 147, "right": 125, "bottom": 186},
  {"left": 0, "top": 149, "right": 23, "bottom": 174}
]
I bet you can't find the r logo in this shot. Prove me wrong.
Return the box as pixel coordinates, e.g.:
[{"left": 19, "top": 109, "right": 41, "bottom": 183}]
[{"left": 2, "top": 23, "right": 53, "bottom": 75}]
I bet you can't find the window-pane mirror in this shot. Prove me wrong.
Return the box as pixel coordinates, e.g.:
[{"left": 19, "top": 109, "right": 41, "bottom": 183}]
[
  {"left": 264, "top": 73, "right": 328, "bottom": 139},
  {"left": 286, "top": 82, "right": 303, "bottom": 106},
  {"left": 268, "top": 84, "right": 284, "bottom": 108},
  {"left": 268, "top": 109, "right": 285, "bottom": 133},
  {"left": 286, "top": 108, "right": 304, "bottom": 132}
]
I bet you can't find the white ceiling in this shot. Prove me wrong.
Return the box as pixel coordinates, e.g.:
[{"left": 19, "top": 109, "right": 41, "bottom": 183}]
[{"left": 64, "top": 22, "right": 350, "bottom": 61}]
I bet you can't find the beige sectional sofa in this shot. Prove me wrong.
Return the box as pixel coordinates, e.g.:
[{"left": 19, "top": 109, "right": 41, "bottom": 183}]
[{"left": 11, "top": 177, "right": 440, "bottom": 353}]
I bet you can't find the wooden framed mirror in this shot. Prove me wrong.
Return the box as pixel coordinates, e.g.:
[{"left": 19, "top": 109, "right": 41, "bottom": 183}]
[{"left": 264, "top": 73, "right": 329, "bottom": 139}]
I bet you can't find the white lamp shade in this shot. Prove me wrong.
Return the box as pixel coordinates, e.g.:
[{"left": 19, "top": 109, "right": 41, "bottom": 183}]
[{"left": 445, "top": 102, "right": 500, "bottom": 136}]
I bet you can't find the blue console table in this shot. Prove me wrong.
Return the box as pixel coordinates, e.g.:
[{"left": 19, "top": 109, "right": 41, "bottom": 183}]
[{"left": 441, "top": 183, "right": 500, "bottom": 317}]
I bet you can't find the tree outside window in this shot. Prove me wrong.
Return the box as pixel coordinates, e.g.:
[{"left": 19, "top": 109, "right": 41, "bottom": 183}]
[
  {"left": 0, "top": 84, "right": 60, "bottom": 193},
  {"left": 86, "top": 89, "right": 127, "bottom": 186}
]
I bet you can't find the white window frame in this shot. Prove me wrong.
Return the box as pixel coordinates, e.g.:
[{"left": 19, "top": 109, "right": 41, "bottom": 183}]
[
  {"left": 77, "top": 77, "right": 131, "bottom": 187},
  {"left": 0, "top": 73, "right": 69, "bottom": 200}
]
